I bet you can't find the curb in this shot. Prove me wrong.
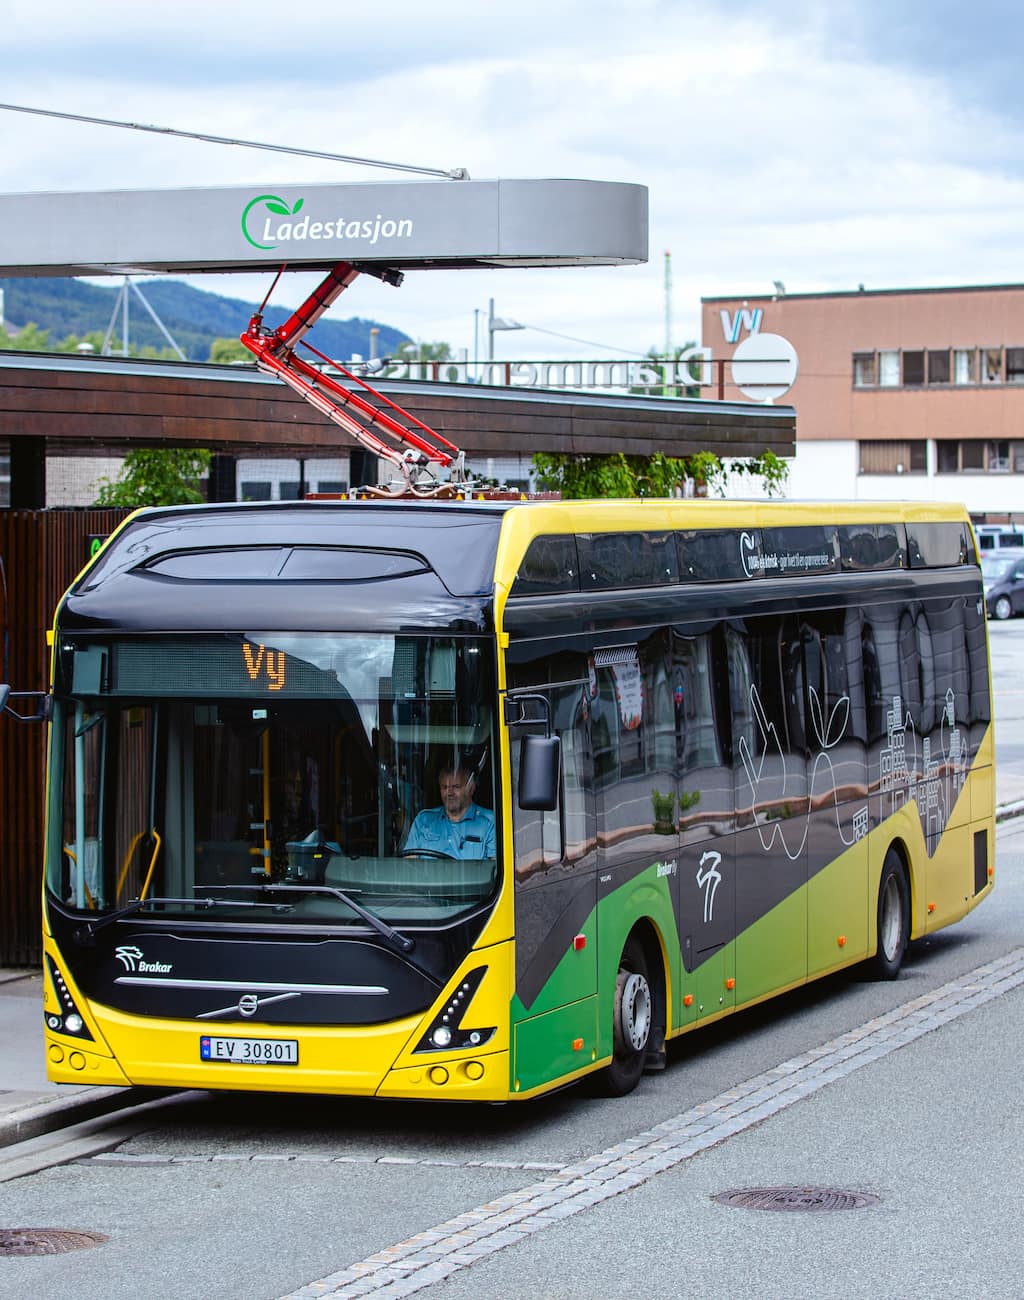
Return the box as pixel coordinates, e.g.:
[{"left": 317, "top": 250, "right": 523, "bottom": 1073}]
[
  {"left": 2, "top": 800, "right": 1020, "bottom": 1152},
  {"left": 0, "top": 1085, "right": 168, "bottom": 1151}
]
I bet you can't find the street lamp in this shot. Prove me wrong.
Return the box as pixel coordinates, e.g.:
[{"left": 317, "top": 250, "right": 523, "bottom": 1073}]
[{"left": 487, "top": 297, "right": 525, "bottom": 361}]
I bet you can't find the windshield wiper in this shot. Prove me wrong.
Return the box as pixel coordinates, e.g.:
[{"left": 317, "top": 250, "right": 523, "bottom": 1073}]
[
  {"left": 205, "top": 883, "right": 416, "bottom": 956},
  {"left": 74, "top": 894, "right": 293, "bottom": 942}
]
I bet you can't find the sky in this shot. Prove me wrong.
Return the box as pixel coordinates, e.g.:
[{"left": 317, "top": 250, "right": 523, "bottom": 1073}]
[{"left": 2, "top": 0, "right": 1023, "bottom": 364}]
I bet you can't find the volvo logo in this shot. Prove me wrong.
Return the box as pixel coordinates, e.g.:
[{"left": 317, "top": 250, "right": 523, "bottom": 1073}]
[{"left": 196, "top": 990, "right": 303, "bottom": 1021}]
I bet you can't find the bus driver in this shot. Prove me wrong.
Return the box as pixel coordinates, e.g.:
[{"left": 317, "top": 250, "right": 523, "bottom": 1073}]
[{"left": 403, "top": 762, "right": 495, "bottom": 860}]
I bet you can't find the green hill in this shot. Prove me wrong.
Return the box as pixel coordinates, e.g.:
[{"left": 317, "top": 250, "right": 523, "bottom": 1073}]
[{"left": 0, "top": 276, "right": 412, "bottom": 362}]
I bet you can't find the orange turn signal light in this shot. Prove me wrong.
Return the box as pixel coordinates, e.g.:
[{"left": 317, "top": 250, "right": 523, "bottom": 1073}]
[
  {"left": 725, "top": 978, "right": 736, "bottom": 990},
  {"left": 683, "top": 994, "right": 694, "bottom": 1007},
  {"left": 837, "top": 935, "right": 847, "bottom": 948},
  {"left": 928, "top": 902, "right": 936, "bottom": 913},
  {"left": 572, "top": 1037, "right": 584, "bottom": 1052}
]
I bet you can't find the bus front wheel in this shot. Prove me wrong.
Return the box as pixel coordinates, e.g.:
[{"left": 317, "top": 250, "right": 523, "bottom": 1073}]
[
  {"left": 870, "top": 850, "right": 910, "bottom": 980},
  {"left": 603, "top": 937, "right": 653, "bottom": 1096}
]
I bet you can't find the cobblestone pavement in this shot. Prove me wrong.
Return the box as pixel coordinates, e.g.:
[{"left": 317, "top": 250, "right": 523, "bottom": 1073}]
[{"left": 107, "top": 945, "right": 1012, "bottom": 1300}]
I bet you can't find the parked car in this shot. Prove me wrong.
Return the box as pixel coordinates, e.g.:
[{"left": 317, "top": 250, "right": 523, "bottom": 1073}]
[{"left": 981, "top": 550, "right": 1024, "bottom": 619}]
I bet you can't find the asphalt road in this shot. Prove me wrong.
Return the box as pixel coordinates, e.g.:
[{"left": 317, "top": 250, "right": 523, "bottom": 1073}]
[
  {"left": 990, "top": 620, "right": 1024, "bottom": 789},
  {"left": 2, "top": 625, "right": 1023, "bottom": 1299}
]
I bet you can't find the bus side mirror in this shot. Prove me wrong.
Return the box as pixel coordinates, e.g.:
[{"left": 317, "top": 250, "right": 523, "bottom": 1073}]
[
  {"left": 518, "top": 734, "right": 560, "bottom": 811},
  {"left": 0, "top": 688, "right": 51, "bottom": 722}
]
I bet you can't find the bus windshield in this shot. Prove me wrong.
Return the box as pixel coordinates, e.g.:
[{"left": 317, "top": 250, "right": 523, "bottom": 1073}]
[{"left": 47, "top": 632, "right": 498, "bottom": 927}]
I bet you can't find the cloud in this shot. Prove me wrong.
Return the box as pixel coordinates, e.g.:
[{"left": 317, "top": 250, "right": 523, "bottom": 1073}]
[{"left": 2, "top": 0, "right": 1023, "bottom": 363}]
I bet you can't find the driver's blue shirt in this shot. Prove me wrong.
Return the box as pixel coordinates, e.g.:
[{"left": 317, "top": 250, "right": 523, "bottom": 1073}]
[{"left": 404, "top": 803, "right": 495, "bottom": 859}]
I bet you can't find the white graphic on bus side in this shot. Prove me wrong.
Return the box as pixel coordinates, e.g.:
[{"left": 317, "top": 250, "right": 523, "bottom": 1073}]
[{"left": 696, "top": 850, "right": 723, "bottom": 924}]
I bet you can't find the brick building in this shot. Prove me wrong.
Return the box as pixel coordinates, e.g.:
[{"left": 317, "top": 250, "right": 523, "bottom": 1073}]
[{"left": 702, "top": 283, "right": 1024, "bottom": 523}]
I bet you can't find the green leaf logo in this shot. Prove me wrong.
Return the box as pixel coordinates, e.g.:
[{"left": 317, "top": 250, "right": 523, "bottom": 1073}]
[{"left": 240, "top": 194, "right": 306, "bottom": 250}]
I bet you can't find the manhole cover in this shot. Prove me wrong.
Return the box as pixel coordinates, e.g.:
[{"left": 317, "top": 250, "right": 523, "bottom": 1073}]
[
  {"left": 0, "top": 1228, "right": 108, "bottom": 1256},
  {"left": 712, "top": 1187, "right": 879, "bottom": 1213}
]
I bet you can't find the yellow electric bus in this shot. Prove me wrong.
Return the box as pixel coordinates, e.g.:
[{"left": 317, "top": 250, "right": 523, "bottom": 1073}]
[{"left": 39, "top": 497, "right": 994, "bottom": 1100}]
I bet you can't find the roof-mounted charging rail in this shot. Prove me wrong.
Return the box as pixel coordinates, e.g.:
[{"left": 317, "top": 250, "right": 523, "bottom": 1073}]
[{"left": 240, "top": 261, "right": 476, "bottom": 497}]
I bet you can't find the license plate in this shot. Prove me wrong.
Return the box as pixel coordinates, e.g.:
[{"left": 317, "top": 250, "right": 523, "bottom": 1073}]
[{"left": 200, "top": 1035, "right": 298, "bottom": 1065}]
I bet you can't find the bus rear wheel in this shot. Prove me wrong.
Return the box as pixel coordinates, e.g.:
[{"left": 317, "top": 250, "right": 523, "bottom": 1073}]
[
  {"left": 870, "top": 850, "right": 910, "bottom": 980},
  {"left": 602, "top": 937, "right": 653, "bottom": 1096}
]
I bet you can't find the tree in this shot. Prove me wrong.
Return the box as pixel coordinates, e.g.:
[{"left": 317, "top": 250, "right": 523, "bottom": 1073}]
[
  {"left": 94, "top": 448, "right": 213, "bottom": 507},
  {"left": 629, "top": 343, "right": 702, "bottom": 399},
  {"left": 531, "top": 449, "right": 789, "bottom": 499},
  {"left": 0, "top": 321, "right": 177, "bottom": 360},
  {"left": 54, "top": 330, "right": 106, "bottom": 355},
  {"left": 209, "top": 337, "right": 253, "bottom": 364},
  {"left": 0, "top": 321, "right": 52, "bottom": 351},
  {"left": 395, "top": 340, "right": 452, "bottom": 363}
]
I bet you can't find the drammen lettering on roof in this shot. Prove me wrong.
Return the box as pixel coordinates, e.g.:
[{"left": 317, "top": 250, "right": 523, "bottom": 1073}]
[{"left": 0, "top": 178, "right": 648, "bottom": 276}]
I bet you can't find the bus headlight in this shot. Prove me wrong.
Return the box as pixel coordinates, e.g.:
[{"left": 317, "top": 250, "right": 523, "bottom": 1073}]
[
  {"left": 45, "top": 955, "right": 94, "bottom": 1040},
  {"left": 415, "top": 967, "right": 496, "bottom": 1053}
]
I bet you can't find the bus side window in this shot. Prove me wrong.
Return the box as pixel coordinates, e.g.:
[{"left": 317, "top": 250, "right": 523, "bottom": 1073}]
[
  {"left": 732, "top": 616, "right": 806, "bottom": 827},
  {"left": 897, "top": 609, "right": 924, "bottom": 776},
  {"left": 964, "top": 593, "right": 991, "bottom": 757},
  {"left": 509, "top": 673, "right": 594, "bottom": 884},
  {"left": 674, "top": 629, "right": 731, "bottom": 845}
]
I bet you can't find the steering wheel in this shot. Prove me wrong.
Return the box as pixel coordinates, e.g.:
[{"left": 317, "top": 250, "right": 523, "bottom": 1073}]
[{"left": 397, "top": 848, "right": 457, "bottom": 860}]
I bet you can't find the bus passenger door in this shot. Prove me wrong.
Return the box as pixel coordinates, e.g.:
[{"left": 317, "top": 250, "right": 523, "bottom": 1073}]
[
  {"left": 508, "top": 674, "right": 598, "bottom": 1094},
  {"left": 729, "top": 618, "right": 808, "bottom": 1005},
  {"left": 674, "top": 628, "right": 736, "bottom": 1026},
  {"left": 803, "top": 610, "right": 870, "bottom": 974}
]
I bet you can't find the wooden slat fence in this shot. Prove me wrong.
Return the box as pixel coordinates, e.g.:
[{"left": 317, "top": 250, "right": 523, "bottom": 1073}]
[{"left": 0, "top": 510, "right": 129, "bottom": 965}]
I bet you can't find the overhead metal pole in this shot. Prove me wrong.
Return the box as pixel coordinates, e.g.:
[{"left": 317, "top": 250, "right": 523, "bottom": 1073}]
[
  {"left": 664, "top": 249, "right": 673, "bottom": 360},
  {"left": 488, "top": 299, "right": 525, "bottom": 361},
  {"left": 129, "top": 281, "right": 187, "bottom": 360}
]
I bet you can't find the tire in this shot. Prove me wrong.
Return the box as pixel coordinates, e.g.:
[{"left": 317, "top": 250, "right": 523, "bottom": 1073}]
[
  {"left": 602, "top": 936, "right": 653, "bottom": 1096},
  {"left": 994, "top": 595, "right": 1013, "bottom": 621},
  {"left": 869, "top": 850, "right": 910, "bottom": 980}
]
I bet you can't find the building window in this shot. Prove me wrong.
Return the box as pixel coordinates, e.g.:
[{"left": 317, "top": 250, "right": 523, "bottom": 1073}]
[
  {"left": 989, "top": 441, "right": 1011, "bottom": 472},
  {"left": 982, "top": 348, "right": 1003, "bottom": 384},
  {"left": 878, "top": 351, "right": 899, "bottom": 387},
  {"left": 902, "top": 351, "right": 925, "bottom": 386},
  {"left": 240, "top": 480, "right": 273, "bottom": 501},
  {"left": 954, "top": 349, "right": 976, "bottom": 384},
  {"left": 316, "top": 480, "right": 348, "bottom": 495},
  {"left": 927, "top": 350, "right": 950, "bottom": 384},
  {"left": 853, "top": 352, "right": 876, "bottom": 387},
  {"left": 961, "top": 442, "right": 985, "bottom": 470},
  {"left": 850, "top": 343, "right": 1024, "bottom": 389},
  {"left": 1007, "top": 348, "right": 1024, "bottom": 383},
  {"left": 940, "top": 441, "right": 1024, "bottom": 473},
  {"left": 936, "top": 440, "right": 959, "bottom": 473},
  {"left": 859, "top": 440, "right": 927, "bottom": 474}
]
